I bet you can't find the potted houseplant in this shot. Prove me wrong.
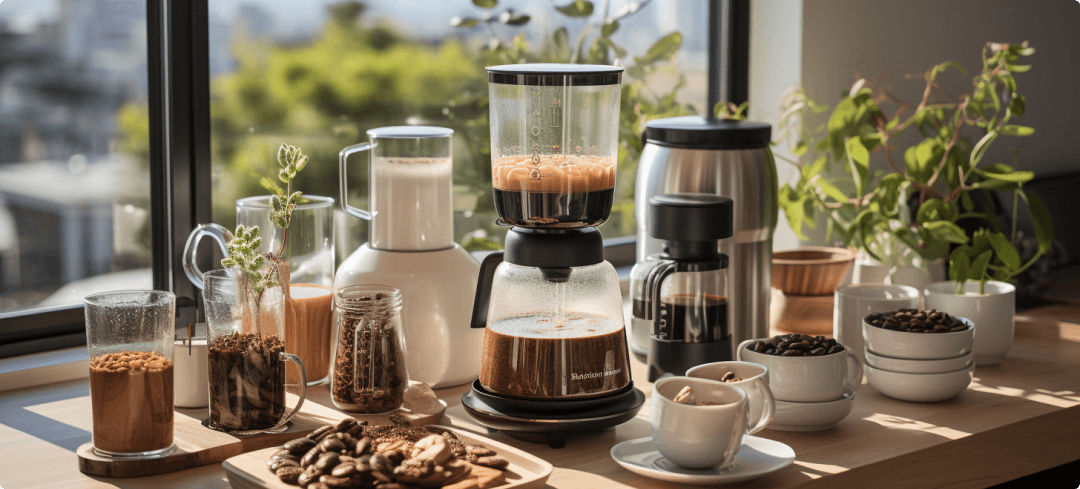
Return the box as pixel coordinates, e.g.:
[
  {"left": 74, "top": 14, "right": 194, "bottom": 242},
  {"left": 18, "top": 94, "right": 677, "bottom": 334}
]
[{"left": 770, "top": 41, "right": 1053, "bottom": 364}]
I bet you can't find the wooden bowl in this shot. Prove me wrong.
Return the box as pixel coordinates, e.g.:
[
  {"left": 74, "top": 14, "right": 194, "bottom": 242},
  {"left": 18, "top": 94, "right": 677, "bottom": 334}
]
[
  {"left": 774, "top": 293, "right": 834, "bottom": 335},
  {"left": 772, "top": 247, "right": 855, "bottom": 295}
]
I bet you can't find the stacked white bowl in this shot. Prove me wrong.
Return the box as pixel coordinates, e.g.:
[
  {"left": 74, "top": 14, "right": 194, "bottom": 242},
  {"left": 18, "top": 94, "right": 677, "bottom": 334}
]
[{"left": 862, "top": 310, "right": 975, "bottom": 402}]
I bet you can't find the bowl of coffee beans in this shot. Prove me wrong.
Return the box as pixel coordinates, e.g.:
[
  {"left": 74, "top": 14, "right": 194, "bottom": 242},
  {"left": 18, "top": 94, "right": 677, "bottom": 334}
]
[
  {"left": 863, "top": 309, "right": 974, "bottom": 360},
  {"left": 737, "top": 335, "right": 862, "bottom": 403}
]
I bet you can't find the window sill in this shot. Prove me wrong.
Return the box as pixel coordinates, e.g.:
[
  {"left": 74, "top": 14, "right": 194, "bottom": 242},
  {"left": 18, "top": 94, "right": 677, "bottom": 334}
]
[{"left": 0, "top": 346, "right": 88, "bottom": 393}]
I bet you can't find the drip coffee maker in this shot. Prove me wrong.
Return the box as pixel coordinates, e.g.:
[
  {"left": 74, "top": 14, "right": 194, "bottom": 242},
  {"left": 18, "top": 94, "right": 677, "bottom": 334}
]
[
  {"left": 630, "top": 194, "right": 734, "bottom": 381},
  {"left": 462, "top": 64, "right": 644, "bottom": 448}
]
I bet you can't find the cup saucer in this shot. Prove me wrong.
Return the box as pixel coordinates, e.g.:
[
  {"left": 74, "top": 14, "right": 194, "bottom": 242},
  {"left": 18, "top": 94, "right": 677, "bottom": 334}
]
[
  {"left": 610, "top": 435, "right": 795, "bottom": 485},
  {"left": 766, "top": 387, "right": 856, "bottom": 432}
]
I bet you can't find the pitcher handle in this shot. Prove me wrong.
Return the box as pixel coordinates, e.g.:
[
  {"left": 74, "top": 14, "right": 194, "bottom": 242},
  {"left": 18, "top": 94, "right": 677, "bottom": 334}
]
[
  {"left": 274, "top": 352, "right": 308, "bottom": 429},
  {"left": 339, "top": 143, "right": 373, "bottom": 220},
  {"left": 182, "top": 223, "right": 232, "bottom": 290},
  {"left": 843, "top": 346, "right": 864, "bottom": 391}
]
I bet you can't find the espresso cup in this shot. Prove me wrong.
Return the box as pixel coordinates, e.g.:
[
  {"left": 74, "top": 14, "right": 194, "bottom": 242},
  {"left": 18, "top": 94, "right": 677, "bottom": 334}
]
[
  {"left": 650, "top": 377, "right": 750, "bottom": 470},
  {"left": 737, "top": 338, "right": 863, "bottom": 403},
  {"left": 686, "top": 361, "right": 775, "bottom": 434}
]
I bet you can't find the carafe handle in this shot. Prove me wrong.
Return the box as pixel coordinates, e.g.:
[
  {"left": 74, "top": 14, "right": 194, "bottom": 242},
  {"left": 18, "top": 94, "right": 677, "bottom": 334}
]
[
  {"left": 182, "top": 223, "right": 232, "bottom": 290},
  {"left": 470, "top": 252, "right": 504, "bottom": 329},
  {"left": 339, "top": 142, "right": 373, "bottom": 220}
]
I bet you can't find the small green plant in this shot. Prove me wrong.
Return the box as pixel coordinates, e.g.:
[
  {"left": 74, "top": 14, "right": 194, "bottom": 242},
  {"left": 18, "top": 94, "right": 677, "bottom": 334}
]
[
  {"left": 221, "top": 143, "right": 309, "bottom": 299},
  {"left": 774, "top": 41, "right": 1053, "bottom": 294}
]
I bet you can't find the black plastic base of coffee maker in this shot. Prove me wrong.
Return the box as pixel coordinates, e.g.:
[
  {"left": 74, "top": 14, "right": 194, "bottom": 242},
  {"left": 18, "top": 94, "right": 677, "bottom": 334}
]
[
  {"left": 460, "top": 380, "right": 645, "bottom": 449},
  {"left": 647, "top": 336, "right": 733, "bottom": 382}
]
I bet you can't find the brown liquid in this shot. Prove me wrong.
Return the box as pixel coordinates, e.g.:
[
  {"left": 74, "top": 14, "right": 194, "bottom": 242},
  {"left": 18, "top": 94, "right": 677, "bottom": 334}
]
[
  {"left": 284, "top": 284, "right": 333, "bottom": 383},
  {"left": 492, "top": 155, "right": 615, "bottom": 227},
  {"left": 479, "top": 313, "right": 631, "bottom": 400},
  {"left": 658, "top": 293, "right": 729, "bottom": 343},
  {"left": 89, "top": 351, "right": 174, "bottom": 454}
]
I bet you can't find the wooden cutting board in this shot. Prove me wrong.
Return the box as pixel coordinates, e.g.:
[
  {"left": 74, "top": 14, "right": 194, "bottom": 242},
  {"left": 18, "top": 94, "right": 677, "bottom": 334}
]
[
  {"left": 223, "top": 425, "right": 554, "bottom": 489},
  {"left": 77, "top": 382, "right": 446, "bottom": 478}
]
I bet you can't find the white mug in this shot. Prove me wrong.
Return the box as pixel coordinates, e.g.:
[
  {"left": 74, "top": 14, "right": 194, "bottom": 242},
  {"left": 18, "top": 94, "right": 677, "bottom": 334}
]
[
  {"left": 737, "top": 338, "right": 863, "bottom": 403},
  {"left": 650, "top": 377, "right": 750, "bottom": 470},
  {"left": 834, "top": 284, "right": 920, "bottom": 355},
  {"left": 686, "top": 361, "right": 775, "bottom": 434}
]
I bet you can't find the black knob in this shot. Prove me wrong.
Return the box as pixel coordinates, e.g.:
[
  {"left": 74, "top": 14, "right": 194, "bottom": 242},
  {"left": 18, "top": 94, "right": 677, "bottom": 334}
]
[{"left": 648, "top": 193, "right": 733, "bottom": 242}]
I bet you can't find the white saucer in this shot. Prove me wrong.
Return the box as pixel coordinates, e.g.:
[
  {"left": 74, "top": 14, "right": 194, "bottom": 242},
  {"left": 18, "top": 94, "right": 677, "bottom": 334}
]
[
  {"left": 767, "top": 386, "right": 856, "bottom": 432},
  {"left": 610, "top": 435, "right": 795, "bottom": 485}
]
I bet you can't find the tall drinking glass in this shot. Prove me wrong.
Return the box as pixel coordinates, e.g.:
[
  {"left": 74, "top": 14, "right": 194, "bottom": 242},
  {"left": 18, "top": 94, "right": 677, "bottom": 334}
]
[
  {"left": 85, "top": 290, "right": 176, "bottom": 458},
  {"left": 202, "top": 268, "right": 307, "bottom": 434}
]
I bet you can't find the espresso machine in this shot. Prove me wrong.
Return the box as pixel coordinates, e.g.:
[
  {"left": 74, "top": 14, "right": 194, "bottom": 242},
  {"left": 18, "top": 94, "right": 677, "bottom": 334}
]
[
  {"left": 630, "top": 194, "right": 734, "bottom": 381},
  {"left": 461, "top": 64, "right": 644, "bottom": 448},
  {"left": 633, "top": 117, "right": 776, "bottom": 356}
]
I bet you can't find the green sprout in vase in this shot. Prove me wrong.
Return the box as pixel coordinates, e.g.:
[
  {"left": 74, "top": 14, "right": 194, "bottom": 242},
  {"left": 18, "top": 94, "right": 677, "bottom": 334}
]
[{"left": 220, "top": 143, "right": 309, "bottom": 300}]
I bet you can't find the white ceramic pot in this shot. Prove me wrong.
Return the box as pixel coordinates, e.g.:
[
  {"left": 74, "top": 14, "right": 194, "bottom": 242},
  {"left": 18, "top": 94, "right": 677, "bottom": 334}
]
[
  {"left": 833, "top": 284, "right": 920, "bottom": 355},
  {"left": 686, "top": 361, "right": 776, "bottom": 435},
  {"left": 650, "top": 377, "right": 750, "bottom": 470},
  {"left": 923, "top": 281, "right": 1015, "bottom": 366},
  {"left": 852, "top": 255, "right": 945, "bottom": 295},
  {"left": 862, "top": 316, "right": 974, "bottom": 360},
  {"left": 737, "top": 339, "right": 863, "bottom": 403}
]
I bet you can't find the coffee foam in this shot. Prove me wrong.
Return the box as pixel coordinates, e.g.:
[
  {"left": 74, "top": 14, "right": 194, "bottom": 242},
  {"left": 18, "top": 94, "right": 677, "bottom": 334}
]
[
  {"left": 488, "top": 313, "right": 625, "bottom": 339},
  {"left": 492, "top": 155, "right": 615, "bottom": 193},
  {"left": 290, "top": 285, "right": 331, "bottom": 299}
]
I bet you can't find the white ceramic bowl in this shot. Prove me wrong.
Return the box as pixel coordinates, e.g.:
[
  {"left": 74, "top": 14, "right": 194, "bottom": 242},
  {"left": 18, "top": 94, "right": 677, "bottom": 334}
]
[
  {"left": 862, "top": 316, "right": 974, "bottom": 360},
  {"left": 767, "top": 387, "right": 855, "bottom": 432},
  {"left": 924, "top": 281, "right": 1015, "bottom": 366},
  {"left": 865, "top": 364, "right": 974, "bottom": 403},
  {"left": 864, "top": 349, "right": 974, "bottom": 374}
]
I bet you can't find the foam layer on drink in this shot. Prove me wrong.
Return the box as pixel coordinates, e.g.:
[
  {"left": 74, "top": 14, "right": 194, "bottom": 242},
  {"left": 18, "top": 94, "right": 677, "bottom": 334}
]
[{"left": 492, "top": 155, "right": 615, "bottom": 193}]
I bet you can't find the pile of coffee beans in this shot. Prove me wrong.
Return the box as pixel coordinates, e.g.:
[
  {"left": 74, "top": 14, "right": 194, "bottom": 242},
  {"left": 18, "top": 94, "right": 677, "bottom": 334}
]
[
  {"left": 746, "top": 334, "right": 844, "bottom": 357},
  {"left": 866, "top": 308, "right": 969, "bottom": 333},
  {"left": 268, "top": 417, "right": 508, "bottom": 488}
]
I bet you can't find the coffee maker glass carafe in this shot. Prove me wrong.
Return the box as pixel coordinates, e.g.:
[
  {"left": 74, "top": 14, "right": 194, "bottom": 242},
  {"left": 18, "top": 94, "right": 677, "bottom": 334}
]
[{"left": 487, "top": 64, "right": 622, "bottom": 228}]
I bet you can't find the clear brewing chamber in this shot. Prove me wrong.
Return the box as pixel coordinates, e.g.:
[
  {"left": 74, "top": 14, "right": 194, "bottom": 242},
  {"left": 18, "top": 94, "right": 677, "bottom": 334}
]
[
  {"left": 478, "top": 261, "right": 631, "bottom": 399},
  {"left": 487, "top": 64, "right": 623, "bottom": 228}
]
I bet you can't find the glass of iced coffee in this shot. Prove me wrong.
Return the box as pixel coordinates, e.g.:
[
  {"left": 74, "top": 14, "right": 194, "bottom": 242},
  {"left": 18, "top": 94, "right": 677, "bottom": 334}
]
[{"left": 85, "top": 290, "right": 177, "bottom": 458}]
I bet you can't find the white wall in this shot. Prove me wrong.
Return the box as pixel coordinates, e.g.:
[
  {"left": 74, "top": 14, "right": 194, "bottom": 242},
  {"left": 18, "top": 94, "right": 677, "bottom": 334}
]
[{"left": 752, "top": 0, "right": 1080, "bottom": 249}]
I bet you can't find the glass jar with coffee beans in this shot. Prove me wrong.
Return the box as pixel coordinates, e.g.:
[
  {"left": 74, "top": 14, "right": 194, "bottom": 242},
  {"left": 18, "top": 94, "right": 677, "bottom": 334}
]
[
  {"left": 331, "top": 285, "right": 408, "bottom": 414},
  {"left": 746, "top": 334, "right": 845, "bottom": 356}
]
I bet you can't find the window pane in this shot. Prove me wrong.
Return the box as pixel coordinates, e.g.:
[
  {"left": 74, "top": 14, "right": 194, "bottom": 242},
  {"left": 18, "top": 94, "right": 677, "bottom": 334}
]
[
  {"left": 209, "top": 0, "right": 705, "bottom": 261},
  {"left": 0, "top": 0, "right": 151, "bottom": 315}
]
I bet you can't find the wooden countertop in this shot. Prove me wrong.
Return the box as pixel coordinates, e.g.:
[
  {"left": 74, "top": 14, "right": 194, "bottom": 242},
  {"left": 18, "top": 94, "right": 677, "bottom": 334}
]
[{"left": 2, "top": 314, "right": 1079, "bottom": 488}]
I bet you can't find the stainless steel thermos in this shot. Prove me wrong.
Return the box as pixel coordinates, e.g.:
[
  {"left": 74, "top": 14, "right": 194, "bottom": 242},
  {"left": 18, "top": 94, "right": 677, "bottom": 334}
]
[{"left": 633, "top": 116, "right": 777, "bottom": 356}]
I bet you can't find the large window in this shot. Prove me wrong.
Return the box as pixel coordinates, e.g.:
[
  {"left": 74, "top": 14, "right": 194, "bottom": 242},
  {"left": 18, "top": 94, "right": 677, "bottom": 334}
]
[
  {"left": 204, "top": 0, "right": 709, "bottom": 261},
  {"left": 0, "top": 0, "right": 151, "bottom": 316},
  {"left": 0, "top": 0, "right": 743, "bottom": 358}
]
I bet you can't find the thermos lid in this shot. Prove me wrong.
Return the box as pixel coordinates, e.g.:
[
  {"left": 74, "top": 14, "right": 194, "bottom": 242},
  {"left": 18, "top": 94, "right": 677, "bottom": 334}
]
[
  {"left": 487, "top": 63, "right": 623, "bottom": 86},
  {"left": 643, "top": 116, "right": 771, "bottom": 150},
  {"left": 649, "top": 194, "right": 733, "bottom": 242}
]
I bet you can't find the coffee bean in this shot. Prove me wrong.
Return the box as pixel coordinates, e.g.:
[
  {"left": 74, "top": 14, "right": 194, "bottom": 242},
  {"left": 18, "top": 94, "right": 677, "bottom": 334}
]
[
  {"left": 320, "top": 437, "right": 346, "bottom": 453},
  {"left": 747, "top": 334, "right": 846, "bottom": 357},
  {"left": 949, "top": 326, "right": 968, "bottom": 332},
  {"left": 308, "top": 426, "right": 332, "bottom": 441},
  {"left": 753, "top": 341, "right": 767, "bottom": 353},
  {"left": 269, "top": 458, "right": 300, "bottom": 472},
  {"left": 828, "top": 345, "right": 844, "bottom": 354},
  {"left": 335, "top": 418, "right": 358, "bottom": 432},
  {"left": 372, "top": 471, "right": 393, "bottom": 483},
  {"left": 781, "top": 349, "right": 803, "bottom": 356},
  {"left": 297, "top": 468, "right": 319, "bottom": 487},
  {"left": 276, "top": 466, "right": 305, "bottom": 484},
  {"left": 309, "top": 483, "right": 330, "bottom": 489},
  {"left": 331, "top": 463, "right": 357, "bottom": 477},
  {"left": 764, "top": 348, "right": 776, "bottom": 355},
  {"left": 286, "top": 437, "right": 317, "bottom": 455},
  {"left": 300, "top": 446, "right": 323, "bottom": 467},
  {"left": 789, "top": 341, "right": 811, "bottom": 351},
  {"left": 319, "top": 475, "right": 354, "bottom": 488},
  {"left": 315, "top": 452, "right": 342, "bottom": 472},
  {"left": 810, "top": 347, "right": 825, "bottom": 355}
]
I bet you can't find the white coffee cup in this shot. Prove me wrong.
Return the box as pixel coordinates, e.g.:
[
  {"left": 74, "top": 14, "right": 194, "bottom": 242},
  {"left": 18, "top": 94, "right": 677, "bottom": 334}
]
[
  {"left": 686, "top": 361, "right": 775, "bottom": 434},
  {"left": 650, "top": 377, "right": 750, "bottom": 470},
  {"left": 834, "top": 284, "right": 921, "bottom": 355},
  {"left": 924, "top": 280, "right": 1015, "bottom": 366},
  {"left": 737, "top": 338, "right": 863, "bottom": 403}
]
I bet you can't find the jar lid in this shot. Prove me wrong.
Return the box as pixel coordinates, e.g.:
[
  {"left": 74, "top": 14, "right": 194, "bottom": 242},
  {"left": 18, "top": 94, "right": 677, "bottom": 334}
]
[
  {"left": 367, "top": 126, "right": 454, "bottom": 139},
  {"left": 643, "top": 116, "right": 771, "bottom": 150},
  {"left": 487, "top": 63, "right": 623, "bottom": 86}
]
